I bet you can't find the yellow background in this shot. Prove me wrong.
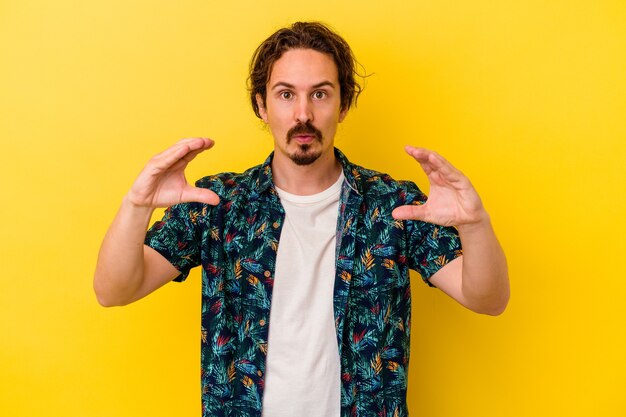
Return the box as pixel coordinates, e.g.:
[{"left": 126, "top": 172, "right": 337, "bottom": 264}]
[{"left": 1, "top": 1, "right": 625, "bottom": 416}]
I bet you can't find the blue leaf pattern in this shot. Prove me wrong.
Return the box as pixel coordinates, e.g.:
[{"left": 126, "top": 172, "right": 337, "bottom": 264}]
[{"left": 145, "top": 148, "right": 462, "bottom": 417}]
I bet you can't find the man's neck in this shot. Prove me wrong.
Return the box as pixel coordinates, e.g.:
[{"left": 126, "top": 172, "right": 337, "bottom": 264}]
[{"left": 271, "top": 149, "right": 343, "bottom": 196}]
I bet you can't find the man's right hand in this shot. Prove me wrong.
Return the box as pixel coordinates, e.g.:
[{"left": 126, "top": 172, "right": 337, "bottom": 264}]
[
  {"left": 126, "top": 137, "right": 220, "bottom": 209},
  {"left": 94, "top": 137, "right": 219, "bottom": 307}
]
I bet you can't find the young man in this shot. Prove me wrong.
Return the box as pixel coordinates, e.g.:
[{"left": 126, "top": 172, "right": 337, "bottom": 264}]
[{"left": 94, "top": 22, "right": 509, "bottom": 417}]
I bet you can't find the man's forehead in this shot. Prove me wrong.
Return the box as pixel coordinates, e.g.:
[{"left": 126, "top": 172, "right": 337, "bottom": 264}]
[{"left": 267, "top": 48, "right": 339, "bottom": 88}]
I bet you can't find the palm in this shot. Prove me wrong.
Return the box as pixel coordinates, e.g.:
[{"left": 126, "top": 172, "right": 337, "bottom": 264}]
[
  {"left": 127, "top": 138, "right": 219, "bottom": 208},
  {"left": 392, "top": 146, "right": 486, "bottom": 227},
  {"left": 139, "top": 165, "right": 192, "bottom": 208}
]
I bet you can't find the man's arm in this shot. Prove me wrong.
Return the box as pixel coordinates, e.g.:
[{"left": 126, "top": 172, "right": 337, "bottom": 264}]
[
  {"left": 428, "top": 219, "right": 509, "bottom": 315},
  {"left": 392, "top": 146, "right": 509, "bottom": 315},
  {"left": 93, "top": 138, "right": 219, "bottom": 307}
]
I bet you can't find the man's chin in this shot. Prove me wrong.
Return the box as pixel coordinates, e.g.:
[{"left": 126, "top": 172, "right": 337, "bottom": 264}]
[{"left": 289, "top": 146, "right": 322, "bottom": 166}]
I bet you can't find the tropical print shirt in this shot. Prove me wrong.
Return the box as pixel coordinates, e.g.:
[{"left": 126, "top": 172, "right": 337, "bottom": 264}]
[{"left": 145, "top": 148, "right": 462, "bottom": 417}]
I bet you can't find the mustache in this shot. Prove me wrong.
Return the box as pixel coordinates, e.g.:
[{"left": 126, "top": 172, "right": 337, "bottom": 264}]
[{"left": 287, "top": 121, "right": 323, "bottom": 142}]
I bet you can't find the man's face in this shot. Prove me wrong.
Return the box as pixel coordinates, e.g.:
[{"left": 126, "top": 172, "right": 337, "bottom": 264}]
[{"left": 256, "top": 48, "right": 347, "bottom": 166}]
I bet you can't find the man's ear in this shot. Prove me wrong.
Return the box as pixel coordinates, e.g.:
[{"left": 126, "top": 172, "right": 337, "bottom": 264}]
[
  {"left": 339, "top": 108, "right": 348, "bottom": 123},
  {"left": 256, "top": 93, "right": 268, "bottom": 123}
]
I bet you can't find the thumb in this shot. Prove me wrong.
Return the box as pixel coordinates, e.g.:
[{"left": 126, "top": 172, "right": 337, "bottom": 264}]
[
  {"left": 391, "top": 204, "right": 428, "bottom": 221},
  {"left": 180, "top": 186, "right": 220, "bottom": 205}
]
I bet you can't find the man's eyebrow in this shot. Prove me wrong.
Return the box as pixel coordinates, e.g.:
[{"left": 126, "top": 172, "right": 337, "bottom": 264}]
[
  {"left": 270, "top": 80, "right": 336, "bottom": 90},
  {"left": 311, "top": 81, "right": 336, "bottom": 89}
]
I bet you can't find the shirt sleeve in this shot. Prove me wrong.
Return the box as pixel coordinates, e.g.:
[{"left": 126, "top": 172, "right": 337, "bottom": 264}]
[
  {"left": 403, "top": 182, "right": 463, "bottom": 287},
  {"left": 144, "top": 202, "right": 204, "bottom": 282}
]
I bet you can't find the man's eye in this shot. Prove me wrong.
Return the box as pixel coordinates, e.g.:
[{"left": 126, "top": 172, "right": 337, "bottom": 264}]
[
  {"left": 313, "top": 91, "right": 326, "bottom": 99},
  {"left": 280, "top": 91, "right": 293, "bottom": 100}
]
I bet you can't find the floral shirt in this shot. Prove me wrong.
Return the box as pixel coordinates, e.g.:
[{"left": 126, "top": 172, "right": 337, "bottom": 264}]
[{"left": 145, "top": 148, "right": 462, "bottom": 417}]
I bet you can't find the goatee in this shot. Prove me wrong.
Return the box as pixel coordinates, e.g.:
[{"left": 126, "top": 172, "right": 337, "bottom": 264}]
[{"left": 286, "top": 121, "right": 323, "bottom": 166}]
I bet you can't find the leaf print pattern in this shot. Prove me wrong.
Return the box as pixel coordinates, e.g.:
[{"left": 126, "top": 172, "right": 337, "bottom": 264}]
[{"left": 145, "top": 148, "right": 462, "bottom": 417}]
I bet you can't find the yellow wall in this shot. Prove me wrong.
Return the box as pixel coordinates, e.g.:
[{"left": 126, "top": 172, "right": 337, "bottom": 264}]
[{"left": 1, "top": 1, "right": 625, "bottom": 416}]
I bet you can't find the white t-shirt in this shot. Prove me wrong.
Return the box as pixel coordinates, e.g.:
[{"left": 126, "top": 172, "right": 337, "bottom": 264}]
[{"left": 261, "top": 172, "right": 344, "bottom": 417}]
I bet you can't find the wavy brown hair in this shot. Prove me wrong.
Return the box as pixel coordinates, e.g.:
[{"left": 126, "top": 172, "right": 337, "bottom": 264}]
[{"left": 248, "top": 22, "right": 363, "bottom": 119}]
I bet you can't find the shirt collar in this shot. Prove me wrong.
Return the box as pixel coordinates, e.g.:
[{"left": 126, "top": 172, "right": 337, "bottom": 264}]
[{"left": 254, "top": 148, "right": 361, "bottom": 195}]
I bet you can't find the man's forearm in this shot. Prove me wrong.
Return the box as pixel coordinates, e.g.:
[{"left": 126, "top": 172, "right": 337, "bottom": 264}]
[
  {"left": 457, "top": 217, "right": 510, "bottom": 315},
  {"left": 93, "top": 197, "right": 154, "bottom": 306}
]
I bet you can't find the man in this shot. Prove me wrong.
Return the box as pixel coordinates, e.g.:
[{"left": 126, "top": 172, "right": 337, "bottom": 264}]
[{"left": 94, "top": 22, "right": 509, "bottom": 417}]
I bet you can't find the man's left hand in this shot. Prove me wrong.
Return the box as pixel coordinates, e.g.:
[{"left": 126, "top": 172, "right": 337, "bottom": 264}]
[{"left": 391, "top": 145, "right": 488, "bottom": 228}]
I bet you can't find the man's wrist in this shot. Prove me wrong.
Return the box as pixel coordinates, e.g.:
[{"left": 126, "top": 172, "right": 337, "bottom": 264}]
[
  {"left": 121, "top": 195, "right": 156, "bottom": 219},
  {"left": 456, "top": 211, "right": 492, "bottom": 235}
]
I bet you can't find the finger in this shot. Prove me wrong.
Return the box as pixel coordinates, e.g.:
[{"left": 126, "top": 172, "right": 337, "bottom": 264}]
[
  {"left": 152, "top": 138, "right": 196, "bottom": 157},
  {"left": 180, "top": 186, "right": 220, "bottom": 206},
  {"left": 153, "top": 138, "right": 213, "bottom": 160},
  {"left": 170, "top": 146, "right": 211, "bottom": 171},
  {"left": 177, "top": 137, "right": 212, "bottom": 144},
  {"left": 404, "top": 145, "right": 430, "bottom": 160},
  {"left": 424, "top": 152, "right": 464, "bottom": 183},
  {"left": 172, "top": 137, "right": 214, "bottom": 148},
  {"left": 404, "top": 145, "right": 435, "bottom": 162},
  {"left": 151, "top": 138, "right": 214, "bottom": 171},
  {"left": 405, "top": 145, "right": 464, "bottom": 184},
  {"left": 403, "top": 145, "right": 435, "bottom": 175},
  {"left": 391, "top": 204, "right": 428, "bottom": 221},
  {"left": 184, "top": 137, "right": 214, "bottom": 150},
  {"left": 172, "top": 139, "right": 217, "bottom": 170}
]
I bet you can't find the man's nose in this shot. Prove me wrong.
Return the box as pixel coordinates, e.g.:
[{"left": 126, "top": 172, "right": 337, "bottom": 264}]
[{"left": 294, "top": 96, "right": 313, "bottom": 124}]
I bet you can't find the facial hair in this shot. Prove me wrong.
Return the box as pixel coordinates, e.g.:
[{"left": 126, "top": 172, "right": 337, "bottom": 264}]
[{"left": 286, "top": 121, "right": 324, "bottom": 166}]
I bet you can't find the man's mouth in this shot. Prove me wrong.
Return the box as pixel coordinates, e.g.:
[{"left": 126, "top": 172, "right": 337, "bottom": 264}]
[
  {"left": 287, "top": 122, "right": 323, "bottom": 144},
  {"left": 292, "top": 134, "right": 316, "bottom": 144}
]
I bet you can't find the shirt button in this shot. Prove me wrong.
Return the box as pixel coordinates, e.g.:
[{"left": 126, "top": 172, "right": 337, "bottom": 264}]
[
  {"left": 272, "top": 221, "right": 280, "bottom": 228},
  {"left": 264, "top": 270, "right": 271, "bottom": 278}
]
